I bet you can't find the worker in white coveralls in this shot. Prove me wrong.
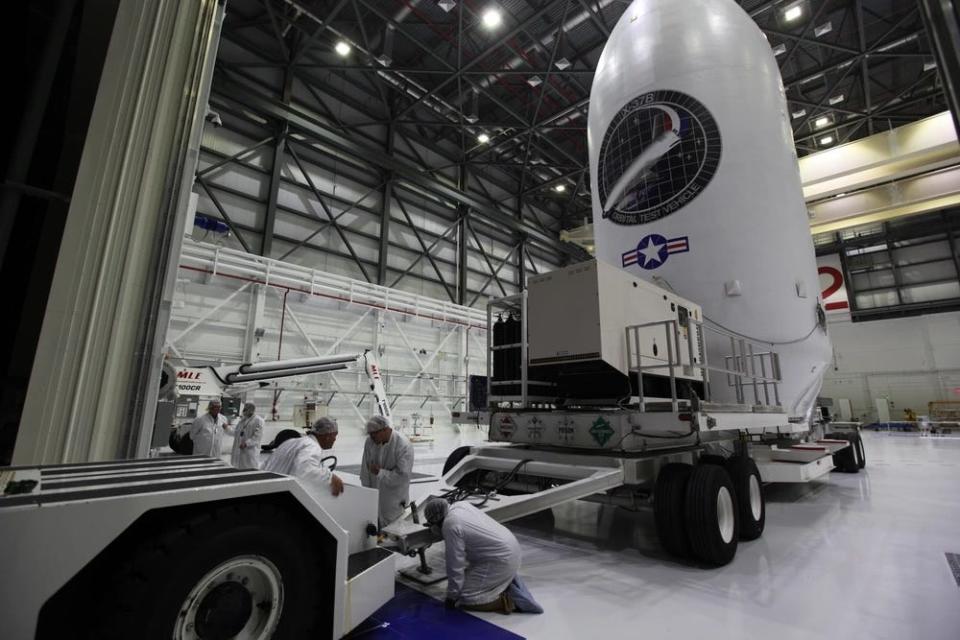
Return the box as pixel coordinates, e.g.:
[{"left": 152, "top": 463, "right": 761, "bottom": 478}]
[
  {"left": 423, "top": 498, "right": 543, "bottom": 615},
  {"left": 228, "top": 402, "right": 263, "bottom": 469},
  {"left": 262, "top": 417, "right": 345, "bottom": 497},
  {"left": 189, "top": 398, "right": 229, "bottom": 457},
  {"left": 360, "top": 415, "right": 413, "bottom": 526}
]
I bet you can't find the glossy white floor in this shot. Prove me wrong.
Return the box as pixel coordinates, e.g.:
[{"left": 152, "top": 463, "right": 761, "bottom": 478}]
[{"left": 254, "top": 426, "right": 960, "bottom": 639}]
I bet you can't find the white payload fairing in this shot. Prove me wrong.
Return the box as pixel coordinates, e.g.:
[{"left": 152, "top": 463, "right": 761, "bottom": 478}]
[{"left": 588, "top": 0, "right": 831, "bottom": 421}]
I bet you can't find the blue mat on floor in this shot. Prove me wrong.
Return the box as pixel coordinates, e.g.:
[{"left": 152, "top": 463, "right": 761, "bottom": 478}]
[{"left": 345, "top": 583, "right": 525, "bottom": 639}]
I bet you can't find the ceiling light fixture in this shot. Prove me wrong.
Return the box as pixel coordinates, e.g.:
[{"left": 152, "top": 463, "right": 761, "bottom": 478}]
[
  {"left": 555, "top": 57, "right": 571, "bottom": 70},
  {"left": 482, "top": 7, "right": 502, "bottom": 28},
  {"left": 814, "top": 21, "right": 832, "bottom": 37},
  {"left": 477, "top": 132, "right": 490, "bottom": 144},
  {"left": 814, "top": 116, "right": 831, "bottom": 128},
  {"left": 792, "top": 108, "right": 807, "bottom": 119},
  {"left": 438, "top": 0, "right": 457, "bottom": 12},
  {"left": 828, "top": 94, "right": 845, "bottom": 105},
  {"left": 772, "top": 43, "right": 787, "bottom": 56},
  {"left": 335, "top": 41, "right": 351, "bottom": 56},
  {"left": 819, "top": 135, "right": 834, "bottom": 146},
  {"left": 554, "top": 184, "right": 566, "bottom": 193},
  {"left": 783, "top": 5, "right": 803, "bottom": 22}
]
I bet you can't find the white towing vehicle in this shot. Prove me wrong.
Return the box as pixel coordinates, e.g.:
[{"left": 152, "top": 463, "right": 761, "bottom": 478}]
[{"left": 0, "top": 352, "right": 396, "bottom": 639}]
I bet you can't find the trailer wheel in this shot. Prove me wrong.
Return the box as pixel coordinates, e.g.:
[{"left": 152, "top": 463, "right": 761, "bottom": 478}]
[
  {"left": 94, "top": 502, "right": 330, "bottom": 640},
  {"left": 443, "top": 446, "right": 473, "bottom": 475},
  {"left": 654, "top": 463, "right": 693, "bottom": 558},
  {"left": 725, "top": 456, "right": 765, "bottom": 541},
  {"left": 855, "top": 433, "right": 866, "bottom": 469},
  {"left": 684, "top": 464, "right": 739, "bottom": 566},
  {"left": 831, "top": 436, "right": 859, "bottom": 473}
]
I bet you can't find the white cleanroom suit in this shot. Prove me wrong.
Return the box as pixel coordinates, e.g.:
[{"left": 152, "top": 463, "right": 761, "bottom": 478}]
[
  {"left": 442, "top": 502, "right": 521, "bottom": 606},
  {"left": 228, "top": 413, "right": 264, "bottom": 469},
  {"left": 262, "top": 435, "right": 333, "bottom": 492},
  {"left": 188, "top": 412, "right": 228, "bottom": 457},
  {"left": 360, "top": 429, "right": 414, "bottom": 525}
]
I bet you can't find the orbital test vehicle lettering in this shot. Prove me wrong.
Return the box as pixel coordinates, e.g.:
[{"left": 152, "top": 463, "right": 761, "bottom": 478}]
[{"left": 588, "top": 0, "right": 832, "bottom": 421}]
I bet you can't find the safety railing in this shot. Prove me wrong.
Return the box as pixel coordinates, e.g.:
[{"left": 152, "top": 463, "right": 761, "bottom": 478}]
[
  {"left": 179, "top": 239, "right": 488, "bottom": 328},
  {"left": 625, "top": 319, "right": 782, "bottom": 413}
]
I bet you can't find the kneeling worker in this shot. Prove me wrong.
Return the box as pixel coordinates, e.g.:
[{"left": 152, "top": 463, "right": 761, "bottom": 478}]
[
  {"left": 360, "top": 415, "right": 413, "bottom": 526},
  {"left": 423, "top": 498, "right": 542, "bottom": 614},
  {"left": 262, "top": 417, "right": 344, "bottom": 496}
]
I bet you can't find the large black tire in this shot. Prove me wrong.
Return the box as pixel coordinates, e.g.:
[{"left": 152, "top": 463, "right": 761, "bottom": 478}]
[
  {"left": 698, "top": 454, "right": 726, "bottom": 466},
  {"left": 684, "top": 464, "right": 739, "bottom": 566},
  {"left": 654, "top": 463, "right": 694, "bottom": 558},
  {"left": 854, "top": 433, "right": 866, "bottom": 469},
  {"left": 169, "top": 429, "right": 193, "bottom": 455},
  {"left": 442, "top": 445, "right": 473, "bottom": 475},
  {"left": 832, "top": 435, "right": 860, "bottom": 473},
  {"left": 725, "top": 456, "right": 765, "bottom": 541},
  {"left": 92, "top": 502, "right": 332, "bottom": 640}
]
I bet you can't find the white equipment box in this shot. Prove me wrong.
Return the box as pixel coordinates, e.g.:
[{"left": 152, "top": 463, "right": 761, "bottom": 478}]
[{"left": 527, "top": 260, "right": 704, "bottom": 381}]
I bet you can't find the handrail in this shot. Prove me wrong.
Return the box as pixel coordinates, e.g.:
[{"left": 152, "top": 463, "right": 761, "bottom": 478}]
[{"left": 625, "top": 318, "right": 783, "bottom": 412}]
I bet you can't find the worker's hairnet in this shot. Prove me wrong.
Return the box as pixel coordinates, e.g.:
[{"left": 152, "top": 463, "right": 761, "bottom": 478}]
[
  {"left": 423, "top": 498, "right": 449, "bottom": 525},
  {"left": 365, "top": 415, "right": 391, "bottom": 434},
  {"left": 309, "top": 417, "right": 338, "bottom": 436},
  {"left": 208, "top": 398, "right": 222, "bottom": 407},
  {"left": 243, "top": 402, "right": 256, "bottom": 412}
]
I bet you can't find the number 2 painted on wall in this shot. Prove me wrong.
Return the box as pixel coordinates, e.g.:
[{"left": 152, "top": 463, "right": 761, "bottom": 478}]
[{"left": 818, "top": 266, "right": 849, "bottom": 311}]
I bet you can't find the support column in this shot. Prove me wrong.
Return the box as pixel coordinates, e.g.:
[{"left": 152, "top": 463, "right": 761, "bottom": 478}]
[
  {"left": 919, "top": 0, "right": 960, "bottom": 135},
  {"left": 262, "top": 67, "right": 293, "bottom": 257},
  {"left": 377, "top": 125, "right": 395, "bottom": 285},
  {"left": 242, "top": 285, "right": 267, "bottom": 362},
  {"left": 457, "top": 165, "right": 469, "bottom": 305}
]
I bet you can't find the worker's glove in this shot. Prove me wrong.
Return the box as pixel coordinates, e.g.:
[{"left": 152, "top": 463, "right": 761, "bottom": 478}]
[
  {"left": 444, "top": 598, "right": 457, "bottom": 610},
  {"left": 330, "top": 474, "right": 345, "bottom": 496}
]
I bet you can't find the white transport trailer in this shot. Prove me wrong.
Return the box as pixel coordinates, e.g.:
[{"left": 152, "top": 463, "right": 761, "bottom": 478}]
[{"left": 385, "top": 262, "right": 859, "bottom": 567}]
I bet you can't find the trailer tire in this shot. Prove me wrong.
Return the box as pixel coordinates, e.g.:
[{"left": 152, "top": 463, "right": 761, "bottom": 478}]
[
  {"left": 725, "top": 456, "right": 765, "bottom": 541},
  {"left": 654, "top": 463, "right": 693, "bottom": 558},
  {"left": 855, "top": 433, "right": 866, "bottom": 469},
  {"left": 698, "top": 454, "right": 726, "bottom": 466},
  {"left": 443, "top": 446, "right": 473, "bottom": 475},
  {"left": 832, "top": 436, "right": 859, "bottom": 473},
  {"left": 684, "top": 464, "right": 739, "bottom": 566},
  {"left": 92, "top": 502, "right": 330, "bottom": 640}
]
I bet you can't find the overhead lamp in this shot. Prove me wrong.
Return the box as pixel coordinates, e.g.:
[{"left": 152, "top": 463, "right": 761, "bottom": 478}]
[
  {"left": 828, "top": 94, "right": 845, "bottom": 105},
  {"left": 334, "top": 41, "right": 351, "bottom": 56},
  {"left": 554, "top": 184, "right": 567, "bottom": 193},
  {"left": 477, "top": 132, "right": 490, "bottom": 144},
  {"left": 772, "top": 43, "right": 787, "bottom": 56},
  {"left": 438, "top": 0, "right": 457, "bottom": 12},
  {"left": 814, "top": 21, "right": 832, "bottom": 37},
  {"left": 783, "top": 5, "right": 803, "bottom": 22},
  {"left": 555, "top": 57, "right": 571, "bottom": 70},
  {"left": 819, "top": 135, "right": 834, "bottom": 146},
  {"left": 923, "top": 60, "right": 937, "bottom": 72},
  {"left": 791, "top": 108, "right": 807, "bottom": 119},
  {"left": 814, "top": 116, "right": 831, "bottom": 128},
  {"left": 527, "top": 75, "right": 543, "bottom": 87},
  {"left": 482, "top": 7, "right": 502, "bottom": 29}
]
